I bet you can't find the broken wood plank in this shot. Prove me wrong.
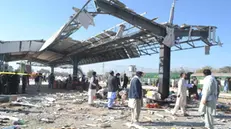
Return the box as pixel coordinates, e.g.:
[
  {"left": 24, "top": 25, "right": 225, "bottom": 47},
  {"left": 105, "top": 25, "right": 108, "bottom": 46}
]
[
  {"left": 143, "top": 116, "right": 153, "bottom": 122},
  {"left": 85, "top": 124, "right": 97, "bottom": 127},
  {"left": 10, "top": 102, "right": 39, "bottom": 107}
]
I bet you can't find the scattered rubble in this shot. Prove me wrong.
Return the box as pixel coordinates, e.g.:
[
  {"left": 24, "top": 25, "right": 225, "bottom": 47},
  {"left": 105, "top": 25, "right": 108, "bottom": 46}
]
[{"left": 0, "top": 87, "right": 231, "bottom": 129}]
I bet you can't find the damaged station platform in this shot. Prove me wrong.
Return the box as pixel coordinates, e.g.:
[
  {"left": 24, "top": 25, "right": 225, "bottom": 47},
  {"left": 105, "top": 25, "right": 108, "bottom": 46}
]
[{"left": 0, "top": 0, "right": 227, "bottom": 129}]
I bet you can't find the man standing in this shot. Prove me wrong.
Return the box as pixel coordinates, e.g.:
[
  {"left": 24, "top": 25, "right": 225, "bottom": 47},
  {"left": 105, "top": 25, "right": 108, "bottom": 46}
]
[
  {"left": 107, "top": 71, "right": 118, "bottom": 109},
  {"left": 88, "top": 71, "right": 98, "bottom": 105},
  {"left": 35, "top": 73, "right": 43, "bottom": 92},
  {"left": 122, "top": 73, "right": 129, "bottom": 89},
  {"left": 172, "top": 73, "right": 192, "bottom": 116},
  {"left": 115, "top": 73, "right": 121, "bottom": 89},
  {"left": 189, "top": 78, "right": 199, "bottom": 100},
  {"left": 10, "top": 72, "right": 20, "bottom": 94},
  {"left": 48, "top": 73, "right": 55, "bottom": 89},
  {"left": 128, "top": 71, "right": 143, "bottom": 124},
  {"left": 199, "top": 69, "right": 217, "bottom": 129},
  {"left": 215, "top": 77, "right": 221, "bottom": 98},
  {"left": 22, "top": 72, "right": 29, "bottom": 93},
  {"left": 224, "top": 78, "right": 229, "bottom": 93}
]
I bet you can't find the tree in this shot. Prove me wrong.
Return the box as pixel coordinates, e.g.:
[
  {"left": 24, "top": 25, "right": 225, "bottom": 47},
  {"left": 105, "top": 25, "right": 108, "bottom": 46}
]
[
  {"left": 195, "top": 66, "right": 214, "bottom": 73},
  {"left": 104, "top": 72, "right": 110, "bottom": 80},
  {"left": 218, "top": 66, "right": 231, "bottom": 73},
  {"left": 37, "top": 68, "right": 50, "bottom": 74},
  {"left": 87, "top": 70, "right": 95, "bottom": 78}
]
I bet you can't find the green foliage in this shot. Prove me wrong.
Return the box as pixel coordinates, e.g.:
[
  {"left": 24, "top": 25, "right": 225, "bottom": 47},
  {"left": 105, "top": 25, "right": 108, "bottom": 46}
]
[
  {"left": 37, "top": 68, "right": 50, "bottom": 74},
  {"left": 87, "top": 70, "right": 95, "bottom": 78},
  {"left": 218, "top": 66, "right": 231, "bottom": 73},
  {"left": 195, "top": 66, "right": 213, "bottom": 73}
]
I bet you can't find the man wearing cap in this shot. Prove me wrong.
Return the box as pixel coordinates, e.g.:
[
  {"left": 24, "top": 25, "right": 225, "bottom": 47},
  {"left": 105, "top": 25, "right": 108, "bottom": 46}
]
[
  {"left": 107, "top": 71, "right": 118, "bottom": 109},
  {"left": 128, "top": 71, "right": 143, "bottom": 124},
  {"left": 199, "top": 69, "right": 217, "bottom": 129}
]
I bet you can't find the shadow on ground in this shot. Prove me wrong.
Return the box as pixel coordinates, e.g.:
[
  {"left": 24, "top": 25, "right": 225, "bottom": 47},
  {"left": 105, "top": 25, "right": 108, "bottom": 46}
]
[
  {"left": 215, "top": 115, "right": 231, "bottom": 119},
  {"left": 138, "top": 121, "right": 205, "bottom": 127},
  {"left": 17, "top": 85, "right": 83, "bottom": 97}
]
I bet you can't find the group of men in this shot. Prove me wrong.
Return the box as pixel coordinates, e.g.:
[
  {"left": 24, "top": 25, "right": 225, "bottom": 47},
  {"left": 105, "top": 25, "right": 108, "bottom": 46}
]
[
  {"left": 87, "top": 70, "right": 143, "bottom": 124},
  {"left": 0, "top": 72, "right": 29, "bottom": 94},
  {"left": 87, "top": 70, "right": 129, "bottom": 107},
  {"left": 87, "top": 69, "right": 218, "bottom": 129}
]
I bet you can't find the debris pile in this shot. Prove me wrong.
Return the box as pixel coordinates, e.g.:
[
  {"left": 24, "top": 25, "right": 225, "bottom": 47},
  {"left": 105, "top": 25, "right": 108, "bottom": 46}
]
[
  {"left": 0, "top": 89, "right": 231, "bottom": 129},
  {"left": 216, "top": 103, "right": 231, "bottom": 113},
  {"left": 0, "top": 91, "right": 129, "bottom": 129}
]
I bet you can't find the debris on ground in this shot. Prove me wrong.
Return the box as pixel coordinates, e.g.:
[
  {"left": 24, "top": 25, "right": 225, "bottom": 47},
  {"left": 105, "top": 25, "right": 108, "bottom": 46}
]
[{"left": 0, "top": 86, "right": 231, "bottom": 129}]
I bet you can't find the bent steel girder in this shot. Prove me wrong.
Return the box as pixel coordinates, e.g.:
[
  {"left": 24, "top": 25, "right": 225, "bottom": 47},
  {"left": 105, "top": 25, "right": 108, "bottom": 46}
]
[
  {"left": 94, "top": 0, "right": 167, "bottom": 38},
  {"left": 39, "top": 0, "right": 95, "bottom": 51},
  {"left": 94, "top": 0, "right": 220, "bottom": 46}
]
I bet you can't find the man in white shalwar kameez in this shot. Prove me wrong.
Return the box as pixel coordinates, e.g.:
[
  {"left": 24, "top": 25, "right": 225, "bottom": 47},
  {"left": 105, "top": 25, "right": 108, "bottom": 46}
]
[
  {"left": 172, "top": 73, "right": 193, "bottom": 116},
  {"left": 88, "top": 71, "right": 98, "bottom": 105},
  {"left": 198, "top": 69, "right": 217, "bottom": 129}
]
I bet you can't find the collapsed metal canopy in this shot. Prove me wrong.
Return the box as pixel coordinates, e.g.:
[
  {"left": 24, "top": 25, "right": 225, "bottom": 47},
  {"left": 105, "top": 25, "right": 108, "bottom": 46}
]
[{"left": 1, "top": 0, "right": 222, "bottom": 68}]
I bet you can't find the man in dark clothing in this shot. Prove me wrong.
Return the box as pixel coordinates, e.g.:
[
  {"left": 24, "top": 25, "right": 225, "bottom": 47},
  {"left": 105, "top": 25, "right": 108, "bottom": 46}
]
[
  {"left": 122, "top": 73, "right": 129, "bottom": 89},
  {"left": 128, "top": 71, "right": 143, "bottom": 123},
  {"left": 215, "top": 77, "right": 221, "bottom": 98},
  {"left": 115, "top": 73, "right": 121, "bottom": 88},
  {"left": 10, "top": 72, "right": 20, "bottom": 94},
  {"left": 107, "top": 71, "right": 118, "bottom": 109},
  {"left": 0, "top": 75, "right": 3, "bottom": 94},
  {"left": 22, "top": 72, "right": 29, "bottom": 93},
  {"left": 188, "top": 78, "right": 199, "bottom": 100},
  {"left": 1, "top": 74, "right": 8, "bottom": 94},
  {"left": 48, "top": 73, "right": 55, "bottom": 89}
]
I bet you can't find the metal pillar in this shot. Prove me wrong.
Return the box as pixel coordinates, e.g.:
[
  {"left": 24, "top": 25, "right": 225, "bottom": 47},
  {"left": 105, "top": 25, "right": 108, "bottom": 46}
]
[
  {"left": 158, "top": 0, "right": 176, "bottom": 100},
  {"left": 72, "top": 56, "right": 79, "bottom": 80},
  {"left": 158, "top": 44, "right": 171, "bottom": 99},
  {"left": 51, "top": 66, "right": 54, "bottom": 73}
]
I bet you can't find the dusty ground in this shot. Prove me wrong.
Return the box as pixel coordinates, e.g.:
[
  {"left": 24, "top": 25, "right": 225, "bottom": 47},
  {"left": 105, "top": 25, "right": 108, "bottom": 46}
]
[{"left": 0, "top": 85, "right": 231, "bottom": 129}]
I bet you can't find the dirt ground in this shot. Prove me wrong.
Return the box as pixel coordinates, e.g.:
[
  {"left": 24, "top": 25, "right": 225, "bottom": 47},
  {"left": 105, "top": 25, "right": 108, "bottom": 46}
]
[{"left": 0, "top": 85, "right": 231, "bottom": 129}]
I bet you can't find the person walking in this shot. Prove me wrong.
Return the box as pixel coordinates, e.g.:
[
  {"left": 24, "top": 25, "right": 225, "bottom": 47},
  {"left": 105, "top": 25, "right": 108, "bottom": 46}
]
[
  {"left": 171, "top": 73, "right": 192, "bottom": 116},
  {"left": 128, "top": 71, "right": 143, "bottom": 124},
  {"left": 198, "top": 69, "right": 217, "bottom": 129}
]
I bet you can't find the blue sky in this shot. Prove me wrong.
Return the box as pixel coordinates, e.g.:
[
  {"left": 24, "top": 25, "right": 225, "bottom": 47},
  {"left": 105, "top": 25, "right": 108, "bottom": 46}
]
[{"left": 0, "top": 0, "right": 230, "bottom": 74}]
